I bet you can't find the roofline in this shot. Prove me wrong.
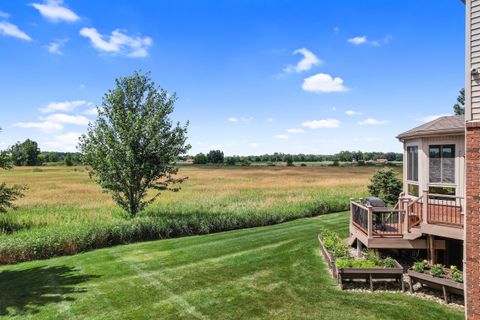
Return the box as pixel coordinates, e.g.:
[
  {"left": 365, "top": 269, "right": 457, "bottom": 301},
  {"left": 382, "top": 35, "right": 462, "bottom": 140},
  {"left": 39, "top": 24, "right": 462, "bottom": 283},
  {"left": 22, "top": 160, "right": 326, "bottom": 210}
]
[{"left": 396, "top": 128, "right": 465, "bottom": 141}]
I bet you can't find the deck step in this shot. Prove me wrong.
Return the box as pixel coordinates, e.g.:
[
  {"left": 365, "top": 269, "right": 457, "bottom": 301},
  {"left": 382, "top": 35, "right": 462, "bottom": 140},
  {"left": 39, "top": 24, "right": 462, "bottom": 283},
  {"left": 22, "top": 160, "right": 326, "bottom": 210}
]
[{"left": 403, "top": 227, "right": 422, "bottom": 240}]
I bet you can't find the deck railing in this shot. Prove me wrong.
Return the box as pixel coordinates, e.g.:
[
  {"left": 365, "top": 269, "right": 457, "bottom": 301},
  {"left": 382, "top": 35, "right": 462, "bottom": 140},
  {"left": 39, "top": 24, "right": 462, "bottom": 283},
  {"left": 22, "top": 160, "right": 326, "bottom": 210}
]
[
  {"left": 426, "top": 193, "right": 463, "bottom": 228},
  {"left": 350, "top": 200, "right": 404, "bottom": 238}
]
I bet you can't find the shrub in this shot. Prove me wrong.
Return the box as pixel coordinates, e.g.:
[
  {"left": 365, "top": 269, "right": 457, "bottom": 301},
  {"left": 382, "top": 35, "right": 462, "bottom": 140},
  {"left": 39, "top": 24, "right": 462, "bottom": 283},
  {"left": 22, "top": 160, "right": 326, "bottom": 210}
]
[
  {"left": 413, "top": 260, "right": 427, "bottom": 273},
  {"left": 367, "top": 168, "right": 402, "bottom": 205},
  {"left": 364, "top": 249, "right": 382, "bottom": 266},
  {"left": 383, "top": 257, "right": 396, "bottom": 268},
  {"left": 430, "top": 264, "right": 444, "bottom": 278},
  {"left": 451, "top": 266, "right": 463, "bottom": 283},
  {"left": 335, "top": 259, "right": 351, "bottom": 269},
  {"left": 300, "top": 163, "right": 307, "bottom": 167}
]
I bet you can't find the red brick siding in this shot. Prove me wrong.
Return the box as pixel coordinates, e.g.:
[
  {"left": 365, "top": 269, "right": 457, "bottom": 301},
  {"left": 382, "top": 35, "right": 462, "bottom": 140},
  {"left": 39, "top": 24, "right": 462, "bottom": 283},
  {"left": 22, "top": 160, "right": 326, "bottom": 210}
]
[{"left": 466, "top": 122, "right": 480, "bottom": 319}]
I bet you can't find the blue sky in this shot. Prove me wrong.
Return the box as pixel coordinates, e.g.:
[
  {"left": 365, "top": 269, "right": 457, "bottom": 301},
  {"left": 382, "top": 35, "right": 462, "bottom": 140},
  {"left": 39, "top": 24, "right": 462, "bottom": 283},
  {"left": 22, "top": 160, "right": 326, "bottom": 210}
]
[{"left": 0, "top": 0, "right": 466, "bottom": 155}]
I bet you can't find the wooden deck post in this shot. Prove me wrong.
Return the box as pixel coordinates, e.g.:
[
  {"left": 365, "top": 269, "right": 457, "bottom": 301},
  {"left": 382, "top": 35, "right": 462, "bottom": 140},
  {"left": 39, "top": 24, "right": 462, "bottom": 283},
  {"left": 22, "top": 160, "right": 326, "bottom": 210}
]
[
  {"left": 427, "top": 235, "right": 436, "bottom": 264},
  {"left": 422, "top": 190, "right": 429, "bottom": 224},
  {"left": 402, "top": 198, "right": 409, "bottom": 234},
  {"left": 367, "top": 205, "right": 373, "bottom": 238}
]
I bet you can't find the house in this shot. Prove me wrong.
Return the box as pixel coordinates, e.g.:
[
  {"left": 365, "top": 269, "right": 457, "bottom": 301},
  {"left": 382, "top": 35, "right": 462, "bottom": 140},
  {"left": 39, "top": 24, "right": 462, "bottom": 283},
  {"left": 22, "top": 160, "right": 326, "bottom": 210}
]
[
  {"left": 376, "top": 158, "right": 388, "bottom": 164},
  {"left": 349, "top": 115, "right": 465, "bottom": 269},
  {"left": 349, "top": 0, "right": 480, "bottom": 316}
]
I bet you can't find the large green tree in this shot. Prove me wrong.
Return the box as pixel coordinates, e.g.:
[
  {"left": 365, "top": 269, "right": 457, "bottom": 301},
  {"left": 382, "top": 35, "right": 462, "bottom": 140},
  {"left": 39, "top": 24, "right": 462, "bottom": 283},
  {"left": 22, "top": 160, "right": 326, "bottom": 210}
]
[
  {"left": 453, "top": 88, "right": 465, "bottom": 115},
  {"left": 0, "top": 129, "right": 26, "bottom": 213},
  {"left": 79, "top": 71, "right": 190, "bottom": 217},
  {"left": 10, "top": 139, "right": 41, "bottom": 166}
]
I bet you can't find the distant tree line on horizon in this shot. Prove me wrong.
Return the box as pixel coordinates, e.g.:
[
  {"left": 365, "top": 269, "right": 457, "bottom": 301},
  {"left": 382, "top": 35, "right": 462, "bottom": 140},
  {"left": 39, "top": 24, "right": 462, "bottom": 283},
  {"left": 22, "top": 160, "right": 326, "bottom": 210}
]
[
  {"left": 7, "top": 139, "right": 81, "bottom": 166},
  {"left": 188, "top": 150, "right": 403, "bottom": 166}
]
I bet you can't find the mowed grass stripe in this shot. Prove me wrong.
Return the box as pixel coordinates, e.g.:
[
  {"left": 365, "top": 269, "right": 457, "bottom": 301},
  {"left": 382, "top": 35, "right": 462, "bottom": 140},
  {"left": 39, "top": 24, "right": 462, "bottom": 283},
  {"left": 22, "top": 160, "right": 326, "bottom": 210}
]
[{"left": 0, "top": 212, "right": 463, "bottom": 320}]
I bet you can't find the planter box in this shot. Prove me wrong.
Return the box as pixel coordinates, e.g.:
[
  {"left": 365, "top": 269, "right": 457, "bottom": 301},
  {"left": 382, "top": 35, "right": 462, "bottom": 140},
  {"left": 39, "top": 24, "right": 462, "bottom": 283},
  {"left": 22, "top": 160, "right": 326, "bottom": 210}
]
[
  {"left": 337, "top": 260, "right": 404, "bottom": 291},
  {"left": 407, "top": 270, "right": 464, "bottom": 303},
  {"left": 318, "top": 234, "right": 404, "bottom": 291},
  {"left": 318, "top": 235, "right": 337, "bottom": 277}
]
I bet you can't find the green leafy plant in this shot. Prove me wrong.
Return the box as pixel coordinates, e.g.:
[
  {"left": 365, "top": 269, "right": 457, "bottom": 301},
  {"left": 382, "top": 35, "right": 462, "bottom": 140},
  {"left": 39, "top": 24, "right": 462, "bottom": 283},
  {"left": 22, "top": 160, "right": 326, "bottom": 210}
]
[
  {"left": 383, "top": 257, "right": 396, "bottom": 268},
  {"left": 430, "top": 264, "right": 444, "bottom": 278},
  {"left": 335, "top": 259, "right": 351, "bottom": 269},
  {"left": 364, "top": 249, "right": 382, "bottom": 266},
  {"left": 413, "top": 260, "right": 427, "bottom": 273},
  {"left": 450, "top": 265, "right": 463, "bottom": 283}
]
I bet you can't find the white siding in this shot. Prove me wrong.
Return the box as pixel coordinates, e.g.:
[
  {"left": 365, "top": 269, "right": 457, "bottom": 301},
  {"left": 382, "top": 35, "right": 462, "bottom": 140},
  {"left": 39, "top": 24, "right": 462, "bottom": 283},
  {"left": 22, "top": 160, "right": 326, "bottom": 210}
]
[{"left": 468, "top": 0, "right": 480, "bottom": 121}]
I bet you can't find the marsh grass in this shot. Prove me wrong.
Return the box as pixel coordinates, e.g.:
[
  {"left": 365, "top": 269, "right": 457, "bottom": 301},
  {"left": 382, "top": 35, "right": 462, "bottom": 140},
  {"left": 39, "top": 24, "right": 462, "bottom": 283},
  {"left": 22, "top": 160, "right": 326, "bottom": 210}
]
[{"left": 0, "top": 165, "right": 379, "bottom": 263}]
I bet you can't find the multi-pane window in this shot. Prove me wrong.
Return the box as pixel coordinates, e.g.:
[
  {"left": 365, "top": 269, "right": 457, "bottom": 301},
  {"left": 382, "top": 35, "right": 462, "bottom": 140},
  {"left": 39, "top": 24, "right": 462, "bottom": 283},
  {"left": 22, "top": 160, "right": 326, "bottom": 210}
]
[
  {"left": 429, "top": 145, "right": 455, "bottom": 184},
  {"left": 407, "top": 146, "right": 418, "bottom": 182}
]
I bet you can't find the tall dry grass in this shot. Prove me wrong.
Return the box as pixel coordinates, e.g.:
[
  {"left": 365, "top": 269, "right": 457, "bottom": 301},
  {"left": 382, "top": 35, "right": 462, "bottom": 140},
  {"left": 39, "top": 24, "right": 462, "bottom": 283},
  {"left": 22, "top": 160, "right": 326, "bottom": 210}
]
[{"left": 0, "top": 165, "right": 380, "bottom": 264}]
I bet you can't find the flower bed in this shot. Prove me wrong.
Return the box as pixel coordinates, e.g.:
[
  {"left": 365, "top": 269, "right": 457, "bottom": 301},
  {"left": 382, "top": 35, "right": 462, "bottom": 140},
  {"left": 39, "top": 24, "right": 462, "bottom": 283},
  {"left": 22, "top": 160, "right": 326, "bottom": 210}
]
[
  {"left": 408, "top": 260, "right": 464, "bottom": 303},
  {"left": 318, "top": 229, "right": 404, "bottom": 291}
]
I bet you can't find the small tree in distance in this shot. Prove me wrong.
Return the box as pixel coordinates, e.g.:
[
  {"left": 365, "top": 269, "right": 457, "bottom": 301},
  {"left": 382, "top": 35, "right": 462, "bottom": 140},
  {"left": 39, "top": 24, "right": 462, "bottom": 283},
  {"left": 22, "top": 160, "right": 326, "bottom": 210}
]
[
  {"left": 193, "top": 153, "right": 207, "bottom": 164},
  {"left": 0, "top": 128, "right": 26, "bottom": 213},
  {"left": 207, "top": 150, "right": 224, "bottom": 164},
  {"left": 79, "top": 71, "right": 190, "bottom": 217},
  {"left": 367, "top": 168, "right": 402, "bottom": 205}
]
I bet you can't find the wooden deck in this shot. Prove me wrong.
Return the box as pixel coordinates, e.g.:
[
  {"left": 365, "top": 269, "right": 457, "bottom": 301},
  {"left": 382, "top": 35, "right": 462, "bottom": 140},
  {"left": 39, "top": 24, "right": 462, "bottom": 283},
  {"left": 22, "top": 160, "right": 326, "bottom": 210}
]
[{"left": 349, "top": 193, "right": 464, "bottom": 247}]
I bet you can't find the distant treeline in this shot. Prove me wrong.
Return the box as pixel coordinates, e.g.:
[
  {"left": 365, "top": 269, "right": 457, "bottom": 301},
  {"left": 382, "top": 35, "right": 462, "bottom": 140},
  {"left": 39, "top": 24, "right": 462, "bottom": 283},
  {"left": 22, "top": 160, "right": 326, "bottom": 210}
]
[
  {"left": 7, "top": 139, "right": 81, "bottom": 166},
  {"left": 184, "top": 150, "right": 403, "bottom": 166},
  {"left": 5, "top": 139, "right": 403, "bottom": 167}
]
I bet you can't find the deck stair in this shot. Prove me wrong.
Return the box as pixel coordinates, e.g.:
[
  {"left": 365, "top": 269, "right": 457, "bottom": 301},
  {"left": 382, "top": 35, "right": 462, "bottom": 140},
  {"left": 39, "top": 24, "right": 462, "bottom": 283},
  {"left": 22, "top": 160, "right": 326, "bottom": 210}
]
[{"left": 403, "top": 227, "right": 422, "bottom": 240}]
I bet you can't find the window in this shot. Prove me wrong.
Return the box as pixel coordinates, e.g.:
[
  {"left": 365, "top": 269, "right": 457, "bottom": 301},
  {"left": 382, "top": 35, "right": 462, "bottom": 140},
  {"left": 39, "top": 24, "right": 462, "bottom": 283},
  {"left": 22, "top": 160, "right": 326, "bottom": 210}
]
[
  {"left": 407, "top": 146, "right": 418, "bottom": 181},
  {"left": 408, "top": 184, "right": 419, "bottom": 197},
  {"left": 407, "top": 146, "right": 418, "bottom": 182},
  {"left": 429, "top": 186, "right": 456, "bottom": 196},
  {"left": 429, "top": 145, "right": 455, "bottom": 184}
]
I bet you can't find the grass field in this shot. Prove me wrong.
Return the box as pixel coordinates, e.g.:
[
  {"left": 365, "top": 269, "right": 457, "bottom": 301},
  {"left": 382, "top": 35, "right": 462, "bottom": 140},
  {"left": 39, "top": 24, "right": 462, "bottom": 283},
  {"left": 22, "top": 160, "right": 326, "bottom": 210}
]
[
  {"left": 0, "top": 165, "right": 381, "bottom": 263},
  {"left": 0, "top": 212, "right": 462, "bottom": 319}
]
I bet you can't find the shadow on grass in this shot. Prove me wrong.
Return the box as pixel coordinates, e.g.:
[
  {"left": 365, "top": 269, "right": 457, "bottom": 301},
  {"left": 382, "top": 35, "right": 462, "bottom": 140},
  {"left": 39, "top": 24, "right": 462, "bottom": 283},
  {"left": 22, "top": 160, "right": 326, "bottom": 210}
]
[{"left": 0, "top": 265, "right": 100, "bottom": 316}]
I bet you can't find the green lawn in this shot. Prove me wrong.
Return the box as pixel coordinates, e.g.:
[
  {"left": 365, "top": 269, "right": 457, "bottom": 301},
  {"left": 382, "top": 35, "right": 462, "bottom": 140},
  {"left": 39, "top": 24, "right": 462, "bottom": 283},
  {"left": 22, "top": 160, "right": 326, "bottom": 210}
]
[{"left": 0, "top": 212, "right": 463, "bottom": 320}]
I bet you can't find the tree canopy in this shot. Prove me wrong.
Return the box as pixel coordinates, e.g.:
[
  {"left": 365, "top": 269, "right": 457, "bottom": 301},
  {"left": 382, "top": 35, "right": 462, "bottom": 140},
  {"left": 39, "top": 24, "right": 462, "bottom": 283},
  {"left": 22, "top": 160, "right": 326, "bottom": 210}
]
[
  {"left": 79, "top": 71, "right": 190, "bottom": 217},
  {"left": 0, "top": 128, "right": 26, "bottom": 213},
  {"left": 453, "top": 88, "right": 465, "bottom": 115}
]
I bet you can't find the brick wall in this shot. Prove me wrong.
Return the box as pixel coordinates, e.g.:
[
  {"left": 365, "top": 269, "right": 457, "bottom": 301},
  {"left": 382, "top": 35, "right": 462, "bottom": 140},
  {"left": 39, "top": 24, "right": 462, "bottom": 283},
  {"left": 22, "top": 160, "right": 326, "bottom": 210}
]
[{"left": 466, "top": 122, "right": 480, "bottom": 319}]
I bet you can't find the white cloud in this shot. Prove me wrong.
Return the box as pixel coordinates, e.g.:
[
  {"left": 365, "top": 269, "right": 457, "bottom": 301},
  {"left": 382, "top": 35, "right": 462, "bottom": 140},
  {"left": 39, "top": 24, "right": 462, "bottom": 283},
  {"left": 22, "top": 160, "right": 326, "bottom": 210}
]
[
  {"left": 345, "top": 110, "right": 362, "bottom": 116},
  {"left": 0, "top": 11, "right": 10, "bottom": 18},
  {"left": 40, "top": 100, "right": 90, "bottom": 113},
  {"left": 302, "top": 119, "right": 340, "bottom": 129},
  {"left": 250, "top": 143, "right": 259, "bottom": 147},
  {"left": 302, "top": 73, "right": 348, "bottom": 93},
  {"left": 31, "top": 0, "right": 80, "bottom": 23},
  {"left": 348, "top": 36, "right": 367, "bottom": 45},
  {"left": 79, "top": 27, "right": 152, "bottom": 58},
  {"left": 13, "top": 121, "right": 63, "bottom": 132},
  {"left": 274, "top": 134, "right": 288, "bottom": 139},
  {"left": 46, "top": 38, "right": 68, "bottom": 55},
  {"left": 358, "top": 118, "right": 389, "bottom": 126},
  {"left": 287, "top": 128, "right": 304, "bottom": 133},
  {"left": 41, "top": 114, "right": 90, "bottom": 125},
  {"left": 284, "top": 48, "right": 321, "bottom": 73},
  {"left": 84, "top": 107, "right": 98, "bottom": 116},
  {"left": 228, "top": 116, "right": 252, "bottom": 123},
  {"left": 44, "top": 132, "right": 81, "bottom": 152},
  {"left": 0, "top": 21, "right": 31, "bottom": 41},
  {"left": 348, "top": 35, "right": 391, "bottom": 47},
  {"left": 416, "top": 113, "right": 451, "bottom": 123}
]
